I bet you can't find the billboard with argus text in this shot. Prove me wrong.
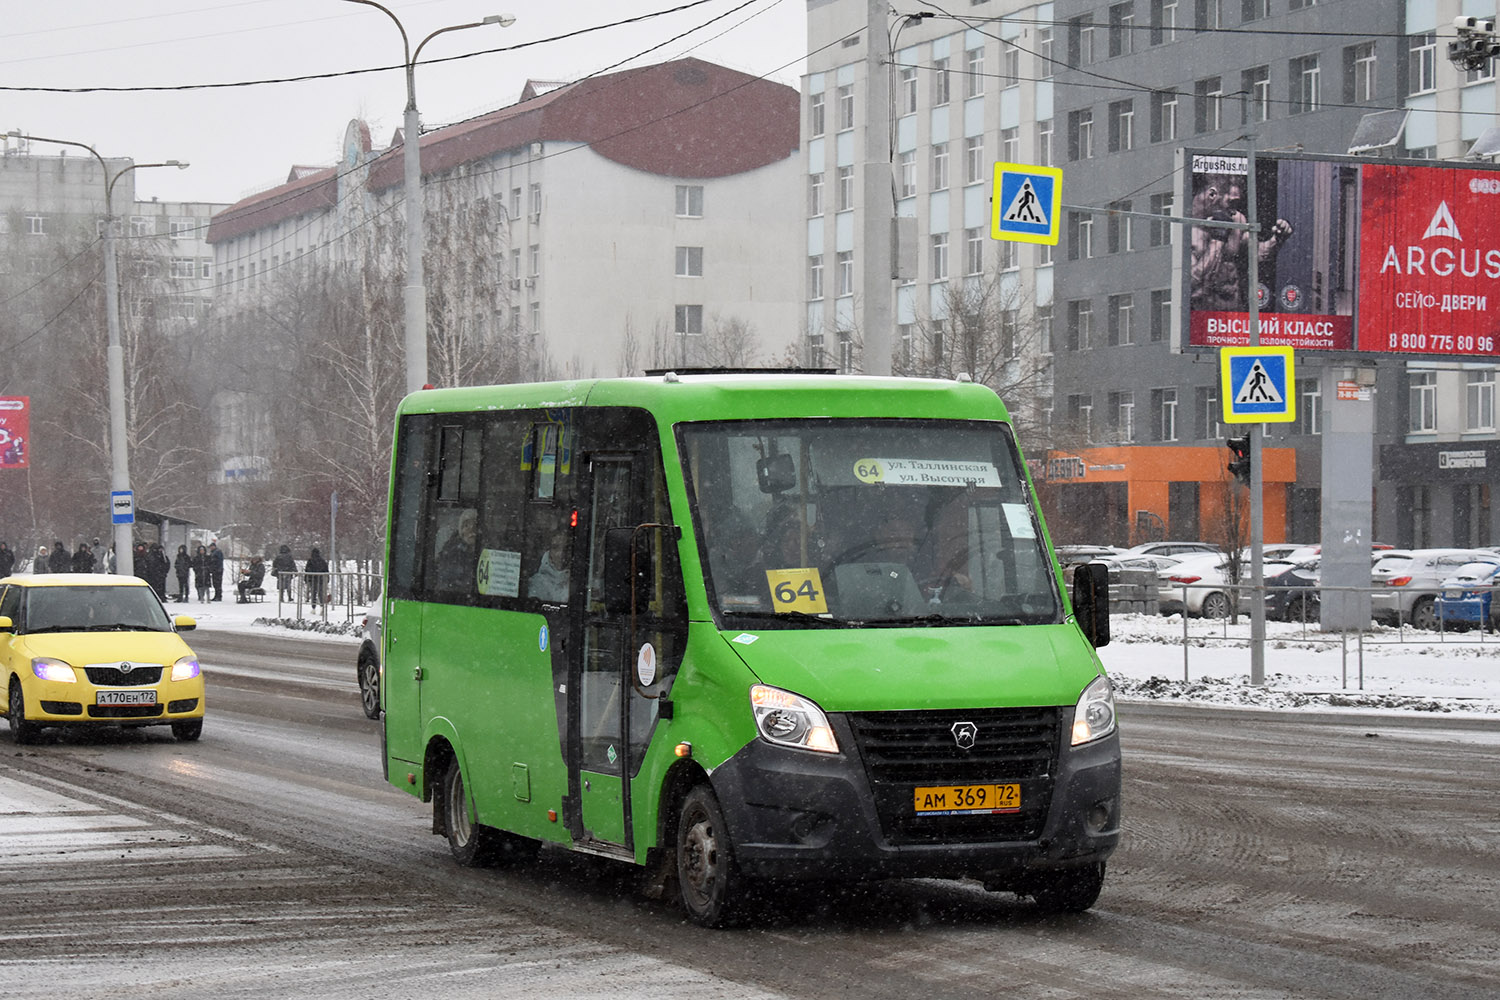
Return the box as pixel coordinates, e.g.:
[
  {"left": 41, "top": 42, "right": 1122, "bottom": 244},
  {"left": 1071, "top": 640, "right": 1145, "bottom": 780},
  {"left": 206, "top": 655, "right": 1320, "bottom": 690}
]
[{"left": 1180, "top": 150, "right": 1500, "bottom": 360}]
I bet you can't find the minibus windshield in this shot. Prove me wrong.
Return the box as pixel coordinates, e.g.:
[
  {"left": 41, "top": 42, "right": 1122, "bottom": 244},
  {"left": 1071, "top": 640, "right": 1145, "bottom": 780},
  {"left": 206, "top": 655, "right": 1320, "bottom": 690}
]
[{"left": 680, "top": 419, "right": 1061, "bottom": 627}]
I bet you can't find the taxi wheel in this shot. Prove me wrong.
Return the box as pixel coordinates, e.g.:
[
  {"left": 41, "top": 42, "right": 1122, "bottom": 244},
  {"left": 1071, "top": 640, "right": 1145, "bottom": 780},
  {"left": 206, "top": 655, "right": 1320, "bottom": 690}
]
[
  {"left": 172, "top": 719, "right": 203, "bottom": 742},
  {"left": 676, "top": 784, "right": 748, "bottom": 927},
  {"left": 1030, "top": 862, "right": 1106, "bottom": 914},
  {"left": 7, "top": 679, "right": 40, "bottom": 745}
]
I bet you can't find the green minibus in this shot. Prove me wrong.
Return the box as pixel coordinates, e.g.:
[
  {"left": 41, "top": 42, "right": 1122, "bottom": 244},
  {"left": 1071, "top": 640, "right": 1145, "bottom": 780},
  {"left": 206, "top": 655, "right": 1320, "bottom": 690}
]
[{"left": 381, "top": 372, "right": 1119, "bottom": 926}]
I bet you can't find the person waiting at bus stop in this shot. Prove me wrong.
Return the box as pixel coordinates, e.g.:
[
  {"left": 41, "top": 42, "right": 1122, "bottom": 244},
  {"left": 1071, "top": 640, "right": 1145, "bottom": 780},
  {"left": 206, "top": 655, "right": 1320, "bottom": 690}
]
[{"left": 237, "top": 555, "right": 266, "bottom": 603}]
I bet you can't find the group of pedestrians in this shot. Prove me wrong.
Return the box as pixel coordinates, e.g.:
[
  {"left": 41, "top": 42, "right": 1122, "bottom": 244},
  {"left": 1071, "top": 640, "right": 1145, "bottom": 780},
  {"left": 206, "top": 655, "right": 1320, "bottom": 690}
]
[{"left": 0, "top": 537, "right": 114, "bottom": 576}]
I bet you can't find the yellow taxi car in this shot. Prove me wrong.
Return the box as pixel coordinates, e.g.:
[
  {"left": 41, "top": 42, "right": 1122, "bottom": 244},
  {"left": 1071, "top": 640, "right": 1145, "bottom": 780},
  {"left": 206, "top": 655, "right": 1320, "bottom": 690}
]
[{"left": 0, "top": 573, "right": 205, "bottom": 743}]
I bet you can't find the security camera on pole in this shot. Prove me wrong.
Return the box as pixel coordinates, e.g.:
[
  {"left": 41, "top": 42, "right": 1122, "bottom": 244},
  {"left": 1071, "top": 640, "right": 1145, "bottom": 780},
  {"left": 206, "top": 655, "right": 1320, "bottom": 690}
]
[{"left": 1448, "top": 16, "right": 1500, "bottom": 71}]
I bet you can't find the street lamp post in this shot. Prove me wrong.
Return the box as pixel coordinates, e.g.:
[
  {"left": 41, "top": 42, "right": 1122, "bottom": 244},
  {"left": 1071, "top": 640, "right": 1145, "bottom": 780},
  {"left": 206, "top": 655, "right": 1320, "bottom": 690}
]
[
  {"left": 9, "top": 132, "right": 186, "bottom": 578},
  {"left": 346, "top": 1, "right": 515, "bottom": 394}
]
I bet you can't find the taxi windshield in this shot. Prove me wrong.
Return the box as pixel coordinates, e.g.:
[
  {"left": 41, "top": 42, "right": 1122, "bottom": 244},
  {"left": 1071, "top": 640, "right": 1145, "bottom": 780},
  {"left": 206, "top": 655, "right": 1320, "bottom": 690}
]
[
  {"left": 679, "top": 419, "right": 1061, "bottom": 627},
  {"left": 24, "top": 585, "right": 174, "bottom": 634}
]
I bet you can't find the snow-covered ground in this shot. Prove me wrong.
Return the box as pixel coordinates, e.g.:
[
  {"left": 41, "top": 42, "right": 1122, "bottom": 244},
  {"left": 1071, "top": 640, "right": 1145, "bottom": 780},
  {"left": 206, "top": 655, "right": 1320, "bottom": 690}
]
[{"left": 180, "top": 597, "right": 1500, "bottom": 717}]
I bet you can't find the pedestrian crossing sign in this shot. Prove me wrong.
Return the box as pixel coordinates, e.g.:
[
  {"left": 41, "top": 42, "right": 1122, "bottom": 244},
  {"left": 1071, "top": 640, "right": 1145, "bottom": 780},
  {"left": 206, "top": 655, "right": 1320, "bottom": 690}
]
[
  {"left": 991, "top": 162, "right": 1062, "bottom": 245},
  {"left": 1221, "top": 345, "right": 1296, "bottom": 423}
]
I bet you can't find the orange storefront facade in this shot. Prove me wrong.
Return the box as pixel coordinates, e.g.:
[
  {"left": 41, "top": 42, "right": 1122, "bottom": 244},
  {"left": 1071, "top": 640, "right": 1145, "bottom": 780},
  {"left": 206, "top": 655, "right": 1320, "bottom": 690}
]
[{"left": 1031, "top": 445, "right": 1297, "bottom": 549}]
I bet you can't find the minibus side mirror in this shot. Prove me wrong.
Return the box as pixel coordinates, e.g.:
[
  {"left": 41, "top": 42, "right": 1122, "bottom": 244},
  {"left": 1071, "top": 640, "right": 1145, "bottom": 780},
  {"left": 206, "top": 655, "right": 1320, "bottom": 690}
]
[
  {"left": 1072, "top": 562, "right": 1111, "bottom": 648},
  {"left": 756, "top": 454, "right": 797, "bottom": 494}
]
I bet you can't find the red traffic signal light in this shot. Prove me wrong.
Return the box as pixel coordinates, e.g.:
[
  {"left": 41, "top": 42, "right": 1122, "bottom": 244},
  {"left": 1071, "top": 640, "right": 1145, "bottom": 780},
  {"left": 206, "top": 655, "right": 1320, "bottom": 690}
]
[{"left": 1226, "top": 436, "right": 1251, "bottom": 486}]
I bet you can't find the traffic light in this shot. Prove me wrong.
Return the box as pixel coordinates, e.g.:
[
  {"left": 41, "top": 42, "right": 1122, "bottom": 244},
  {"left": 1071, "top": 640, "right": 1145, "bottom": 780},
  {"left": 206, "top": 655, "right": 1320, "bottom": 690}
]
[{"left": 1226, "top": 436, "right": 1251, "bottom": 487}]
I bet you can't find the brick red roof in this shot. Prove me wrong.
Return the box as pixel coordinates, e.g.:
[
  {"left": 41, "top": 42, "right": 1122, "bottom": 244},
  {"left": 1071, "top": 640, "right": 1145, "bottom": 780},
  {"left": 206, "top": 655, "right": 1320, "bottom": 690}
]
[{"left": 208, "top": 58, "right": 797, "bottom": 245}]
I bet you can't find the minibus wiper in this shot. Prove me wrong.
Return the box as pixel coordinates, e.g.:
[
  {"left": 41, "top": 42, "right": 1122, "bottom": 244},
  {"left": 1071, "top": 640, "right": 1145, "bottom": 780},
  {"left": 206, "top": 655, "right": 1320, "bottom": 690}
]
[{"left": 722, "top": 610, "right": 845, "bottom": 628}]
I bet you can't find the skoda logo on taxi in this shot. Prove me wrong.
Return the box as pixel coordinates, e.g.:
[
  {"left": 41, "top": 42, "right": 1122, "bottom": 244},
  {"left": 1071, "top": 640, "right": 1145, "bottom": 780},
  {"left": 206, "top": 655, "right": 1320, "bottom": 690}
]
[
  {"left": 118, "top": 661, "right": 135, "bottom": 674},
  {"left": 951, "top": 721, "right": 978, "bottom": 750}
]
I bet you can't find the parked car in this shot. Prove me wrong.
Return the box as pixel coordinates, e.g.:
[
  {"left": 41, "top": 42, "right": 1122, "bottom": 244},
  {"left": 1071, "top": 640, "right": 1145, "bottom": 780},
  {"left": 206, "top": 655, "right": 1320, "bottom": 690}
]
[
  {"left": 1241, "top": 543, "right": 1314, "bottom": 563},
  {"left": 1370, "top": 548, "right": 1500, "bottom": 630},
  {"left": 1264, "top": 558, "right": 1321, "bottom": 621},
  {"left": 1159, "top": 552, "right": 1234, "bottom": 618},
  {"left": 1123, "top": 541, "right": 1222, "bottom": 560},
  {"left": 1435, "top": 562, "right": 1500, "bottom": 632},
  {"left": 0, "top": 573, "right": 205, "bottom": 743},
  {"left": 357, "top": 589, "right": 382, "bottom": 720},
  {"left": 1054, "top": 544, "right": 1121, "bottom": 569}
]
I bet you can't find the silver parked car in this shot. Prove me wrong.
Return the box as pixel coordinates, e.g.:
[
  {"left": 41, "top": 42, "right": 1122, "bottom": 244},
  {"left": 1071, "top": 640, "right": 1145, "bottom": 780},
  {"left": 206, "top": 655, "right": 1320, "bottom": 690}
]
[
  {"left": 356, "top": 589, "right": 382, "bottom": 719},
  {"left": 1370, "top": 549, "right": 1500, "bottom": 630}
]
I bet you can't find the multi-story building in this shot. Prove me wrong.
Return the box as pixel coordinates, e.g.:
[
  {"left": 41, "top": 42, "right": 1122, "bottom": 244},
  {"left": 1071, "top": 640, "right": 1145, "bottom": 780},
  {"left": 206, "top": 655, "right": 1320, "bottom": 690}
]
[{"left": 206, "top": 58, "right": 803, "bottom": 379}]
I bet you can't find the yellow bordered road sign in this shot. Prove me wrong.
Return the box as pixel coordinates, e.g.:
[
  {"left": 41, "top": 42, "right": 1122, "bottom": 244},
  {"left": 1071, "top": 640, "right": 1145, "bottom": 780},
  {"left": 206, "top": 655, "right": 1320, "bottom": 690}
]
[
  {"left": 1221, "top": 345, "right": 1296, "bottom": 423},
  {"left": 991, "top": 162, "right": 1062, "bottom": 245}
]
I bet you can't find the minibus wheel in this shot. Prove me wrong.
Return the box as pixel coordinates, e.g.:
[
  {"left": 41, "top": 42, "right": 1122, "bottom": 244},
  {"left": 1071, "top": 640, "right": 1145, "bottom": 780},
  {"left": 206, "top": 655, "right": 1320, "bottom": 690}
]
[
  {"left": 1029, "top": 862, "right": 1105, "bottom": 913},
  {"left": 440, "top": 757, "right": 537, "bottom": 868},
  {"left": 676, "top": 784, "right": 746, "bottom": 927}
]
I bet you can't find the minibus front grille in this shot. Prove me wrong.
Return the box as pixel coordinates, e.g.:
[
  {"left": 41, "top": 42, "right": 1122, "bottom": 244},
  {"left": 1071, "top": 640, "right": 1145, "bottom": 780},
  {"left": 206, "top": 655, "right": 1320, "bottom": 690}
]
[{"left": 845, "top": 706, "right": 1059, "bottom": 845}]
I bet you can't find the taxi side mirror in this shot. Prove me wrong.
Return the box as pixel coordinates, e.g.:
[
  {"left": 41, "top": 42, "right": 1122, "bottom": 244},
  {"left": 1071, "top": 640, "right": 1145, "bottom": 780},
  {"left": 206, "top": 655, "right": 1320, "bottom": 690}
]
[
  {"left": 0, "top": 615, "right": 12, "bottom": 633},
  {"left": 174, "top": 615, "right": 197, "bottom": 632},
  {"left": 1071, "top": 562, "right": 1110, "bottom": 648}
]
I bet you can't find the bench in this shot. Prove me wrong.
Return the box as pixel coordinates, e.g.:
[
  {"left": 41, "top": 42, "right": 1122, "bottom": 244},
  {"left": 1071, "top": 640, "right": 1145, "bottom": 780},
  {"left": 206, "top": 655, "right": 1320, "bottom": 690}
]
[{"left": 238, "top": 587, "right": 266, "bottom": 604}]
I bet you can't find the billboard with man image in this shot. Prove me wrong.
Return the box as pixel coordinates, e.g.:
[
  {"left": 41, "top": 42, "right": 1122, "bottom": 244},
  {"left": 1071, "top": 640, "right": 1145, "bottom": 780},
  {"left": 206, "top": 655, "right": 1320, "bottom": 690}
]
[{"left": 1180, "top": 149, "right": 1500, "bottom": 360}]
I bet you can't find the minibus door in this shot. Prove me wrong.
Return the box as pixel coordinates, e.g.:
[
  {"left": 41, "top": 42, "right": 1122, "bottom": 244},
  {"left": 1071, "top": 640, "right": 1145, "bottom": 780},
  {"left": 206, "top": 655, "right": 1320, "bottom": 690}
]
[{"left": 574, "top": 453, "right": 637, "bottom": 851}]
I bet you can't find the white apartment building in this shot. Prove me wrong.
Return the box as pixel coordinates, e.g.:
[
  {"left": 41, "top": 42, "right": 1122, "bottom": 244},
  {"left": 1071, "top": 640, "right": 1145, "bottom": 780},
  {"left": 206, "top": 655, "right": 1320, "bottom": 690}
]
[
  {"left": 803, "top": 0, "right": 1056, "bottom": 429},
  {"left": 206, "top": 58, "right": 804, "bottom": 378}
]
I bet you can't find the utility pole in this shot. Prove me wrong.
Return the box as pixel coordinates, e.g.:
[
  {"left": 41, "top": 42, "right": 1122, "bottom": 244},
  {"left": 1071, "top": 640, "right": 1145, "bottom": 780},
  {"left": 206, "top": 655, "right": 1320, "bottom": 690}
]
[
  {"left": 1245, "top": 134, "right": 1266, "bottom": 686},
  {"left": 860, "top": 0, "right": 893, "bottom": 376}
]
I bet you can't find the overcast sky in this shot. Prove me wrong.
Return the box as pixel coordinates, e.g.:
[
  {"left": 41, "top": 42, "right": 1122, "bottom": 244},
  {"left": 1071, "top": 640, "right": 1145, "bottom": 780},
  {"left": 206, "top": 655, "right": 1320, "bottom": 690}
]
[{"left": 3, "top": 0, "right": 808, "bottom": 206}]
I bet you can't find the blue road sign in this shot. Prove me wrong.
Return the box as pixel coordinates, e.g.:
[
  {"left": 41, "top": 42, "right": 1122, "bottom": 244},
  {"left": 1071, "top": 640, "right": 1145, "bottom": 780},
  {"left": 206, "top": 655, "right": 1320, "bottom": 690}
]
[
  {"left": 110, "top": 490, "right": 135, "bottom": 525},
  {"left": 991, "top": 162, "right": 1062, "bottom": 245},
  {"left": 1221, "top": 346, "right": 1296, "bottom": 423}
]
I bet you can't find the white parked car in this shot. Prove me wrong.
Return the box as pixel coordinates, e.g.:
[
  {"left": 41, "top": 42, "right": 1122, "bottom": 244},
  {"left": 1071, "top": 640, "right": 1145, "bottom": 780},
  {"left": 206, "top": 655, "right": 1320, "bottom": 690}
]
[{"left": 1158, "top": 552, "right": 1235, "bottom": 618}]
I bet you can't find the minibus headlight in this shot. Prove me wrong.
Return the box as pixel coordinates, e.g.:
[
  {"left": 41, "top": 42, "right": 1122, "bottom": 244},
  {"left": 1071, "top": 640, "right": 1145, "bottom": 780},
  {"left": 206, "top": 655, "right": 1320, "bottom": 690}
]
[
  {"left": 171, "top": 656, "right": 201, "bottom": 681},
  {"left": 32, "top": 658, "right": 77, "bottom": 683},
  {"left": 1070, "top": 674, "right": 1117, "bottom": 746},
  {"left": 750, "top": 684, "right": 839, "bottom": 754}
]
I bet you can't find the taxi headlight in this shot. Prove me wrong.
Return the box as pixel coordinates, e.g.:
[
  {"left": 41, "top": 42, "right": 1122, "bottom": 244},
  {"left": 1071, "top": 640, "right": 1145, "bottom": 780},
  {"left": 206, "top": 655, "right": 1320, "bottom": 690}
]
[
  {"left": 1070, "top": 674, "right": 1117, "bottom": 746},
  {"left": 170, "top": 656, "right": 201, "bottom": 681},
  {"left": 750, "top": 684, "right": 839, "bottom": 754},
  {"left": 32, "top": 658, "right": 77, "bottom": 683}
]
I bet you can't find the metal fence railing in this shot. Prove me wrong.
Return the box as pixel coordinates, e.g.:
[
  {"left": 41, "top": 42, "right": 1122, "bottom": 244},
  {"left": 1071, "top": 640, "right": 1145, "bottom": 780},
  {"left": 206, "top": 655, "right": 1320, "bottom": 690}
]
[{"left": 234, "top": 566, "right": 380, "bottom": 625}]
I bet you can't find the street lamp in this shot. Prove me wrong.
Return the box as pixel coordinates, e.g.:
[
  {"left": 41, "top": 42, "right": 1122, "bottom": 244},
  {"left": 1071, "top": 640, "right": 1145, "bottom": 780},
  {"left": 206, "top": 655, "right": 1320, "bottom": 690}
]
[
  {"left": 7, "top": 131, "right": 187, "bottom": 578},
  {"left": 345, "top": 1, "right": 516, "bottom": 394}
]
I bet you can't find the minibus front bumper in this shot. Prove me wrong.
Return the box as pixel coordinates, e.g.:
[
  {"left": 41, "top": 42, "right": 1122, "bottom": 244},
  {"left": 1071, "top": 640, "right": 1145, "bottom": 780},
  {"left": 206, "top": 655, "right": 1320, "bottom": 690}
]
[{"left": 707, "top": 709, "right": 1120, "bottom": 884}]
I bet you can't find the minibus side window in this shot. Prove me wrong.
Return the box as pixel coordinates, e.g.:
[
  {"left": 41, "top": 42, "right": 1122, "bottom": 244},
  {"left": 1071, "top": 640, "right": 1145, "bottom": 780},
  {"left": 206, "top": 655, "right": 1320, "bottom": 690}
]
[{"left": 388, "top": 415, "right": 434, "bottom": 598}]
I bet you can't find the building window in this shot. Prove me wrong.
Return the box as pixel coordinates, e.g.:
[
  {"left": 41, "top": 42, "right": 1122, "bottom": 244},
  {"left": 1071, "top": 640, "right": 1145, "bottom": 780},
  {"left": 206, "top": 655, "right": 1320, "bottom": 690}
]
[
  {"left": 171, "top": 257, "right": 195, "bottom": 279},
  {"left": 1068, "top": 394, "right": 1095, "bottom": 439},
  {"left": 809, "top": 256, "right": 824, "bottom": 300},
  {"left": 199, "top": 259, "right": 213, "bottom": 279},
  {"left": 1001, "top": 309, "right": 1019, "bottom": 357},
  {"left": 809, "top": 91, "right": 825, "bottom": 136},
  {"left": 1108, "top": 293, "right": 1134, "bottom": 345},
  {"left": 1289, "top": 54, "right": 1320, "bottom": 114},
  {"left": 1068, "top": 212, "right": 1094, "bottom": 260},
  {"left": 1408, "top": 371, "right": 1436, "bottom": 432},
  {"left": 170, "top": 218, "right": 195, "bottom": 240},
  {"left": 933, "top": 57, "right": 952, "bottom": 105},
  {"left": 837, "top": 84, "right": 855, "bottom": 130},
  {"left": 675, "top": 246, "right": 703, "bottom": 277},
  {"left": 1297, "top": 378, "right": 1321, "bottom": 435},
  {"left": 966, "top": 47, "right": 985, "bottom": 98},
  {"left": 898, "top": 151, "right": 916, "bottom": 198},
  {"left": 1109, "top": 3, "right": 1135, "bottom": 57},
  {"left": 528, "top": 183, "right": 542, "bottom": 218},
  {"left": 1345, "top": 42, "right": 1377, "bottom": 102},
  {"left": 964, "top": 136, "right": 984, "bottom": 185},
  {"left": 838, "top": 330, "right": 855, "bottom": 373},
  {"left": 1109, "top": 390, "right": 1136, "bottom": 441},
  {"left": 129, "top": 216, "right": 153, "bottom": 237},
  {"left": 836, "top": 165, "right": 855, "bottom": 211},
  {"left": 930, "top": 233, "right": 949, "bottom": 280},
  {"left": 836, "top": 250, "right": 854, "bottom": 296},
  {"left": 510, "top": 187, "right": 522, "bottom": 219},
  {"left": 809, "top": 172, "right": 824, "bottom": 215},
  {"left": 1001, "top": 46, "right": 1020, "bottom": 88},
  {"left": 898, "top": 323, "right": 914, "bottom": 366},
  {"left": 1037, "top": 305, "right": 1053, "bottom": 354},
  {"left": 1152, "top": 387, "right": 1179, "bottom": 442},
  {"left": 1151, "top": 90, "right": 1179, "bottom": 142},
  {"left": 1037, "top": 241, "right": 1054, "bottom": 266},
  {"left": 530, "top": 301, "right": 541, "bottom": 333},
  {"left": 1467, "top": 370, "right": 1496, "bottom": 431},
  {"left": 1150, "top": 0, "right": 1178, "bottom": 45},
  {"left": 999, "top": 236, "right": 1018, "bottom": 270},
  {"left": 1001, "top": 127, "right": 1019, "bottom": 164},
  {"left": 1195, "top": 76, "right": 1223, "bottom": 133},
  {"left": 1196, "top": 385, "right": 1221, "bottom": 440},
  {"left": 932, "top": 143, "right": 950, "bottom": 190},
  {"left": 1107, "top": 200, "right": 1132, "bottom": 253},
  {"left": 809, "top": 330, "right": 826, "bottom": 367},
  {"left": 1068, "top": 109, "right": 1094, "bottom": 160},
  {"left": 1067, "top": 300, "right": 1094, "bottom": 350},
  {"left": 1289, "top": 0, "right": 1317, "bottom": 8},
  {"left": 1149, "top": 192, "right": 1174, "bottom": 247},
  {"left": 965, "top": 227, "right": 985, "bottom": 275},
  {"left": 1242, "top": 66, "right": 1271, "bottom": 123},
  {"left": 1408, "top": 33, "right": 1436, "bottom": 96},
  {"left": 1036, "top": 119, "right": 1054, "bottom": 167},
  {"left": 675, "top": 304, "right": 704, "bottom": 336},
  {"left": 26, "top": 215, "right": 46, "bottom": 236},
  {"left": 529, "top": 244, "right": 541, "bottom": 276},
  {"left": 1195, "top": 0, "right": 1221, "bottom": 30},
  {"left": 1241, "top": 0, "right": 1269, "bottom": 21},
  {"left": 1068, "top": 16, "right": 1096, "bottom": 65},
  {"left": 900, "top": 65, "right": 919, "bottom": 115},
  {"left": 1108, "top": 100, "right": 1134, "bottom": 152},
  {"left": 675, "top": 185, "right": 703, "bottom": 217},
  {"left": 1037, "top": 26, "right": 1054, "bottom": 77},
  {"left": 1150, "top": 289, "right": 1171, "bottom": 341}
]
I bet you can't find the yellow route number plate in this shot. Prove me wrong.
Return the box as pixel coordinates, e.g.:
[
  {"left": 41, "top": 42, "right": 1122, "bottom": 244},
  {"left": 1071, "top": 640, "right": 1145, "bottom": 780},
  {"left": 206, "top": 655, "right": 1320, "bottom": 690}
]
[
  {"left": 913, "top": 783, "right": 1021, "bottom": 815},
  {"left": 765, "top": 567, "right": 828, "bottom": 614}
]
